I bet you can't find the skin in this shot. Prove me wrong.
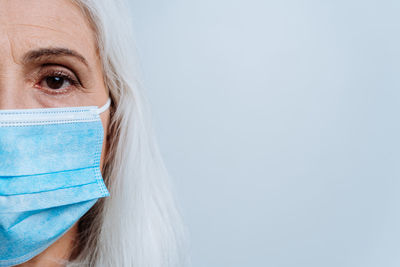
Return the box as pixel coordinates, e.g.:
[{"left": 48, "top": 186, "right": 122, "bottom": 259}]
[{"left": 0, "top": 0, "right": 110, "bottom": 265}]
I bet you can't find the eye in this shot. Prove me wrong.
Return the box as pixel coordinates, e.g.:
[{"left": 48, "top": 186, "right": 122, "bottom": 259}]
[
  {"left": 42, "top": 76, "right": 71, "bottom": 90},
  {"left": 36, "top": 70, "right": 80, "bottom": 93}
]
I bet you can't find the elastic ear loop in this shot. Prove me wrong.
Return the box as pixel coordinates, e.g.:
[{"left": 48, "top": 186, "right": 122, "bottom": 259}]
[{"left": 96, "top": 98, "right": 111, "bottom": 114}]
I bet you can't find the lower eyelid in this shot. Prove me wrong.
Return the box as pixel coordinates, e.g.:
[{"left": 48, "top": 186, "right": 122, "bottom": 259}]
[{"left": 35, "top": 86, "right": 75, "bottom": 96}]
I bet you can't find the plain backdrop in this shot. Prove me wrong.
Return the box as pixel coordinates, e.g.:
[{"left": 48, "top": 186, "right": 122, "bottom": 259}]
[{"left": 128, "top": 1, "right": 400, "bottom": 266}]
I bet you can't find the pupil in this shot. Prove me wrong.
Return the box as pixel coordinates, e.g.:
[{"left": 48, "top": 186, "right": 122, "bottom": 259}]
[{"left": 46, "top": 76, "right": 64, "bottom": 90}]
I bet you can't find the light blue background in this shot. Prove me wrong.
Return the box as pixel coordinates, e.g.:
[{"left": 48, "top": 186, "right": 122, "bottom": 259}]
[{"left": 129, "top": 1, "right": 400, "bottom": 266}]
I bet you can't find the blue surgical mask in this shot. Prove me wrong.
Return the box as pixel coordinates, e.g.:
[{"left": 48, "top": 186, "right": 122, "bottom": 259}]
[{"left": 0, "top": 99, "right": 111, "bottom": 267}]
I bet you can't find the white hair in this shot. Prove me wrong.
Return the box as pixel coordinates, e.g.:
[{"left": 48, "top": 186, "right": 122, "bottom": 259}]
[{"left": 61, "top": 0, "right": 190, "bottom": 266}]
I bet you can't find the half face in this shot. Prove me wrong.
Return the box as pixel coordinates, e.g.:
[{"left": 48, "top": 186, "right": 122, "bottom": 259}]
[
  {"left": 0, "top": 0, "right": 111, "bottom": 264},
  {"left": 0, "top": 0, "right": 110, "bottom": 169}
]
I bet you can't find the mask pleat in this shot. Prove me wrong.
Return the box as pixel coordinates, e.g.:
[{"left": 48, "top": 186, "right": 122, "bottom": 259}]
[
  {"left": 0, "top": 178, "right": 108, "bottom": 213},
  {"left": 0, "top": 166, "right": 99, "bottom": 195}
]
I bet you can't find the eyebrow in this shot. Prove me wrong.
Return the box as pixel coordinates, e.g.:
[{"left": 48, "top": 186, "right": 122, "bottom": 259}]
[{"left": 22, "top": 47, "right": 89, "bottom": 67}]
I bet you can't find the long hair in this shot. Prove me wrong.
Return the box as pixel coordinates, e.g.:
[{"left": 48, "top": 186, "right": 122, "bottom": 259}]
[{"left": 62, "top": 0, "right": 190, "bottom": 266}]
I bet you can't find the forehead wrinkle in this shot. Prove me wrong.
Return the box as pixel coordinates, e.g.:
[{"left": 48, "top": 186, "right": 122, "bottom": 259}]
[
  {"left": 7, "top": 23, "right": 63, "bottom": 34},
  {"left": 6, "top": 23, "right": 85, "bottom": 40}
]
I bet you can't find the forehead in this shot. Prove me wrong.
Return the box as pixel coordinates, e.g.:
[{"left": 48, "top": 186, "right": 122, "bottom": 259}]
[{"left": 0, "top": 0, "right": 95, "bottom": 60}]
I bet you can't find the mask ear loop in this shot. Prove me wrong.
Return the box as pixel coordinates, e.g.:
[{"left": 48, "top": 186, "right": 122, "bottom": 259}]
[{"left": 96, "top": 98, "right": 111, "bottom": 114}]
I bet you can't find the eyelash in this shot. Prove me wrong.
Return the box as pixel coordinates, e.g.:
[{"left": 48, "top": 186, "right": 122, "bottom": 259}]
[{"left": 35, "top": 68, "right": 81, "bottom": 95}]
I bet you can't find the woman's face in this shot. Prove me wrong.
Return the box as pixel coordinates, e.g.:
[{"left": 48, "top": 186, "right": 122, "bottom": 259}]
[
  {"left": 0, "top": 0, "right": 110, "bottom": 167},
  {"left": 0, "top": 0, "right": 110, "bottom": 263}
]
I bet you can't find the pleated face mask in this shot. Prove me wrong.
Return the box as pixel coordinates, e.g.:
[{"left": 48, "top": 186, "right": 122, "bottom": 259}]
[{"left": 0, "top": 99, "right": 111, "bottom": 267}]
